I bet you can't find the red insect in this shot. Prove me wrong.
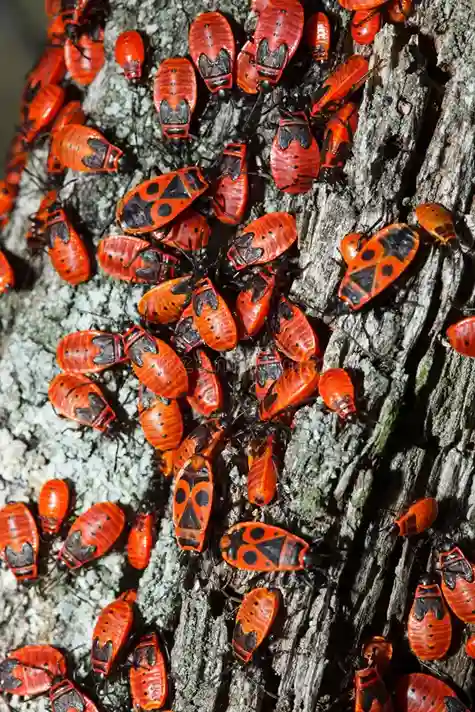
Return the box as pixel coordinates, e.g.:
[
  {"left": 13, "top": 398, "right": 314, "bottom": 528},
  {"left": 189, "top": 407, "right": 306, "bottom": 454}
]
[
  {"left": 233, "top": 588, "right": 280, "bottom": 663},
  {"left": 192, "top": 277, "right": 238, "bottom": 351},
  {"left": 97, "top": 235, "right": 178, "bottom": 284},
  {"left": 50, "top": 679, "right": 100, "bottom": 712},
  {"left": 247, "top": 433, "right": 278, "bottom": 506},
  {"left": 236, "top": 41, "right": 259, "bottom": 95},
  {"left": 319, "top": 102, "right": 359, "bottom": 181},
  {"left": 65, "top": 27, "right": 105, "bottom": 86},
  {"left": 123, "top": 324, "right": 188, "bottom": 398},
  {"left": 236, "top": 269, "right": 275, "bottom": 339},
  {"left": 22, "top": 84, "right": 65, "bottom": 145},
  {"left": 227, "top": 212, "right": 297, "bottom": 270},
  {"left": 446, "top": 317, "right": 475, "bottom": 357},
  {"left": 255, "top": 344, "right": 283, "bottom": 401},
  {"left": 305, "top": 12, "right": 331, "bottom": 62},
  {"left": 129, "top": 632, "right": 168, "bottom": 711},
  {"left": 414, "top": 203, "right": 456, "bottom": 246},
  {"left": 465, "top": 635, "right": 475, "bottom": 659},
  {"left": 173, "top": 455, "right": 213, "bottom": 552},
  {"left": 138, "top": 386, "right": 184, "bottom": 450},
  {"left": 154, "top": 58, "right": 197, "bottom": 139},
  {"left": 152, "top": 209, "right": 210, "bottom": 251},
  {"left": 173, "top": 303, "right": 203, "bottom": 353},
  {"left": 48, "top": 373, "right": 116, "bottom": 431},
  {"left": 47, "top": 101, "right": 87, "bottom": 173},
  {"left": 116, "top": 167, "right": 209, "bottom": 234},
  {"left": 351, "top": 11, "right": 382, "bottom": 44},
  {"left": 56, "top": 330, "right": 126, "bottom": 374},
  {"left": 22, "top": 46, "right": 65, "bottom": 107},
  {"left": 212, "top": 142, "right": 249, "bottom": 224},
  {"left": 271, "top": 296, "right": 320, "bottom": 362},
  {"left": 115, "top": 30, "right": 145, "bottom": 82},
  {"left": 0, "top": 645, "right": 66, "bottom": 696},
  {"left": 58, "top": 501, "right": 125, "bottom": 570},
  {"left": 354, "top": 667, "right": 393, "bottom": 712},
  {"left": 407, "top": 576, "right": 451, "bottom": 661},
  {"left": 338, "top": 223, "right": 420, "bottom": 311},
  {"left": 270, "top": 110, "right": 320, "bottom": 194},
  {"left": 173, "top": 417, "right": 226, "bottom": 474},
  {"left": 92, "top": 590, "right": 136, "bottom": 677},
  {"left": 318, "top": 368, "right": 356, "bottom": 421},
  {"left": 337, "top": 0, "right": 387, "bottom": 10},
  {"left": 138, "top": 276, "right": 193, "bottom": 325},
  {"left": 439, "top": 542, "right": 475, "bottom": 623},
  {"left": 0, "top": 251, "right": 14, "bottom": 294},
  {"left": 392, "top": 497, "right": 438, "bottom": 536},
  {"left": 0, "top": 503, "right": 39, "bottom": 582},
  {"left": 260, "top": 360, "right": 320, "bottom": 421},
  {"left": 53, "top": 124, "right": 124, "bottom": 173},
  {"left": 38, "top": 479, "right": 70, "bottom": 536},
  {"left": 187, "top": 349, "right": 223, "bottom": 417},
  {"left": 396, "top": 673, "right": 469, "bottom": 712},
  {"left": 188, "top": 11, "right": 235, "bottom": 97},
  {"left": 254, "top": 0, "right": 304, "bottom": 90},
  {"left": 386, "top": 0, "right": 413, "bottom": 23},
  {"left": 127, "top": 513, "right": 155, "bottom": 570},
  {"left": 310, "top": 55, "right": 370, "bottom": 117},
  {"left": 340, "top": 231, "right": 368, "bottom": 263}
]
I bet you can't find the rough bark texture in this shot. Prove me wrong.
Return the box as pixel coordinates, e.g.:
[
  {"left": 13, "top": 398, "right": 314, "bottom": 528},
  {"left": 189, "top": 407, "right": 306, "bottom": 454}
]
[{"left": 1, "top": 1, "right": 475, "bottom": 712}]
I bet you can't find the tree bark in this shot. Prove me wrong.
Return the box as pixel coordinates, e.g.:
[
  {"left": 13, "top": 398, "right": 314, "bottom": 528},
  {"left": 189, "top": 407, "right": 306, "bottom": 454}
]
[{"left": 1, "top": 0, "right": 475, "bottom": 711}]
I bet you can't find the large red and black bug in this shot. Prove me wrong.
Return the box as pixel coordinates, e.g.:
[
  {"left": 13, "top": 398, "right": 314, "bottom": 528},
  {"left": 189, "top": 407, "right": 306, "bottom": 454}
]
[
  {"left": 414, "top": 203, "right": 456, "bottom": 246},
  {"left": 173, "top": 303, "right": 203, "bottom": 353},
  {"left": 152, "top": 209, "right": 210, "bottom": 252},
  {"left": 233, "top": 588, "right": 280, "bottom": 663},
  {"left": 247, "top": 433, "right": 278, "bottom": 506},
  {"left": 192, "top": 277, "right": 238, "bottom": 351},
  {"left": 305, "top": 12, "right": 331, "bottom": 62},
  {"left": 115, "top": 30, "right": 145, "bottom": 82},
  {"left": 0, "top": 645, "right": 66, "bottom": 696},
  {"left": 91, "top": 590, "right": 136, "bottom": 677},
  {"left": 0, "top": 503, "right": 39, "bottom": 582},
  {"left": 310, "top": 55, "right": 370, "bottom": 117},
  {"left": 254, "top": 0, "right": 304, "bottom": 90},
  {"left": 138, "top": 385, "right": 184, "bottom": 450},
  {"left": 173, "top": 416, "right": 226, "bottom": 474},
  {"left": 392, "top": 498, "right": 438, "bottom": 537},
  {"left": 47, "top": 101, "right": 87, "bottom": 173},
  {"left": 319, "top": 102, "right": 359, "bottom": 181},
  {"left": 0, "top": 251, "right": 15, "bottom": 294},
  {"left": 56, "top": 330, "right": 127, "bottom": 373},
  {"left": 188, "top": 11, "right": 235, "bottom": 97},
  {"left": 173, "top": 455, "right": 213, "bottom": 552},
  {"left": 154, "top": 58, "right": 197, "bottom": 139},
  {"left": 255, "top": 343, "right": 283, "bottom": 402},
  {"left": 212, "top": 142, "right": 249, "bottom": 225},
  {"left": 123, "top": 324, "right": 188, "bottom": 398},
  {"left": 386, "top": 0, "right": 413, "bottom": 23},
  {"left": 235, "top": 268, "right": 275, "bottom": 339},
  {"left": 116, "top": 167, "right": 209, "bottom": 234},
  {"left": 65, "top": 27, "right": 105, "bottom": 87},
  {"left": 48, "top": 373, "right": 116, "bottom": 431},
  {"left": 396, "top": 673, "right": 469, "bottom": 712},
  {"left": 439, "top": 542, "right": 475, "bottom": 624},
  {"left": 38, "top": 479, "right": 70, "bottom": 537},
  {"left": 227, "top": 212, "right": 297, "bottom": 270},
  {"left": 127, "top": 513, "right": 155, "bottom": 570},
  {"left": 446, "top": 317, "right": 475, "bottom": 358},
  {"left": 58, "top": 501, "right": 125, "bottom": 570},
  {"left": 354, "top": 666, "right": 393, "bottom": 712},
  {"left": 129, "top": 632, "right": 168, "bottom": 711},
  {"left": 407, "top": 576, "right": 451, "bottom": 661},
  {"left": 187, "top": 349, "right": 223, "bottom": 417},
  {"left": 260, "top": 360, "right": 320, "bottom": 421},
  {"left": 138, "top": 275, "right": 193, "bottom": 325},
  {"left": 270, "top": 110, "right": 320, "bottom": 194},
  {"left": 351, "top": 11, "right": 382, "bottom": 44},
  {"left": 270, "top": 296, "right": 320, "bottom": 362},
  {"left": 318, "top": 368, "right": 356, "bottom": 421},
  {"left": 236, "top": 41, "right": 259, "bottom": 95},
  {"left": 52, "top": 124, "right": 124, "bottom": 173},
  {"left": 97, "top": 235, "right": 178, "bottom": 284},
  {"left": 21, "top": 84, "right": 65, "bottom": 145},
  {"left": 50, "top": 679, "right": 100, "bottom": 712},
  {"left": 22, "top": 46, "right": 65, "bottom": 108}
]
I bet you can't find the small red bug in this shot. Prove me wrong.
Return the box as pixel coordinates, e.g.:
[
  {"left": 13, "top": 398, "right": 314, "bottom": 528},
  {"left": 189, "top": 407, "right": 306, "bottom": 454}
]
[
  {"left": 305, "top": 12, "right": 331, "bottom": 62},
  {"left": 138, "top": 275, "right": 193, "bottom": 325},
  {"left": 53, "top": 124, "right": 124, "bottom": 173},
  {"left": 354, "top": 667, "right": 393, "bottom": 712},
  {"left": 92, "top": 590, "right": 136, "bottom": 677},
  {"left": 56, "top": 330, "right": 126, "bottom": 374},
  {"left": 414, "top": 203, "right": 456, "bottom": 246},
  {"left": 115, "top": 30, "right": 145, "bottom": 82},
  {"left": 187, "top": 349, "right": 223, "bottom": 417},
  {"left": 396, "top": 673, "right": 469, "bottom": 712},
  {"left": 50, "top": 679, "right": 100, "bottom": 712},
  {"left": 318, "top": 368, "right": 356, "bottom": 421},
  {"left": 138, "top": 385, "right": 184, "bottom": 450},
  {"left": 386, "top": 0, "right": 413, "bottom": 23},
  {"left": 465, "top": 635, "right": 475, "bottom": 659},
  {"left": 127, "top": 513, "right": 155, "bottom": 570},
  {"left": 154, "top": 58, "right": 197, "bottom": 139},
  {"left": 270, "top": 110, "right": 320, "bottom": 194},
  {"left": 255, "top": 343, "right": 283, "bottom": 402},
  {"left": 254, "top": 0, "right": 304, "bottom": 91},
  {"left": 152, "top": 209, "right": 210, "bottom": 252},
  {"left": 247, "top": 433, "right": 278, "bottom": 506},
  {"left": 97, "top": 235, "right": 178, "bottom": 284},
  {"left": 117, "top": 167, "right": 209, "bottom": 234},
  {"left": 407, "top": 576, "right": 451, "bottom": 661},
  {"left": 310, "top": 55, "right": 370, "bottom": 117},
  {"left": 58, "top": 502, "right": 125, "bottom": 571},
  {"left": 236, "top": 268, "right": 275, "bottom": 339},
  {"left": 351, "top": 11, "right": 382, "bottom": 44},
  {"left": 260, "top": 360, "right": 320, "bottom": 421},
  {"left": 233, "top": 588, "right": 280, "bottom": 663},
  {"left": 392, "top": 497, "right": 438, "bottom": 537},
  {"left": 188, "top": 11, "right": 235, "bottom": 97},
  {"left": 227, "top": 212, "right": 297, "bottom": 270},
  {"left": 340, "top": 231, "right": 368, "bottom": 263},
  {"left": 21, "top": 84, "right": 65, "bottom": 145},
  {"left": 173, "top": 455, "right": 214, "bottom": 552},
  {"left": 129, "top": 632, "right": 168, "bottom": 711},
  {"left": 338, "top": 223, "right": 420, "bottom": 311},
  {"left": 236, "top": 41, "right": 259, "bottom": 95},
  {"left": 192, "top": 277, "right": 238, "bottom": 351},
  {"left": 38, "top": 479, "right": 70, "bottom": 537},
  {"left": 319, "top": 102, "right": 359, "bottom": 181},
  {"left": 173, "top": 303, "right": 203, "bottom": 353},
  {"left": 65, "top": 27, "right": 105, "bottom": 87},
  {"left": 48, "top": 373, "right": 116, "bottom": 431},
  {"left": 0, "top": 251, "right": 15, "bottom": 294},
  {"left": 0, "top": 645, "right": 66, "bottom": 696},
  {"left": 337, "top": 0, "right": 387, "bottom": 10},
  {"left": 439, "top": 542, "right": 475, "bottom": 624},
  {"left": 123, "top": 324, "right": 189, "bottom": 398},
  {"left": 47, "top": 101, "right": 87, "bottom": 173},
  {"left": 173, "top": 417, "right": 226, "bottom": 475},
  {"left": 446, "top": 317, "right": 475, "bottom": 357},
  {"left": 271, "top": 296, "right": 320, "bottom": 362},
  {"left": 0, "top": 503, "right": 39, "bottom": 582},
  {"left": 212, "top": 142, "right": 249, "bottom": 225},
  {"left": 22, "top": 46, "right": 65, "bottom": 108}
]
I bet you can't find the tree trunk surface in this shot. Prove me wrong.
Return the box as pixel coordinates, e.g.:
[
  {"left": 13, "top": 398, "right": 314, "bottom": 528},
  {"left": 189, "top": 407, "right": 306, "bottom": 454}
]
[{"left": 1, "top": 0, "right": 475, "bottom": 711}]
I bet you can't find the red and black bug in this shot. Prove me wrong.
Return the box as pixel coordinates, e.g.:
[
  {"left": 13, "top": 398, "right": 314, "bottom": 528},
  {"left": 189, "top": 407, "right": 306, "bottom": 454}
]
[
  {"left": 58, "top": 501, "right": 125, "bottom": 570},
  {"left": 446, "top": 317, "right": 475, "bottom": 358},
  {"left": 227, "top": 212, "right": 297, "bottom": 270},
  {"left": 154, "top": 58, "right": 197, "bottom": 139},
  {"left": 0, "top": 251, "right": 15, "bottom": 294},
  {"left": 439, "top": 542, "right": 475, "bottom": 624},
  {"left": 192, "top": 277, "right": 238, "bottom": 351},
  {"left": 173, "top": 416, "right": 226, "bottom": 474},
  {"left": 127, "top": 513, "right": 155, "bottom": 570},
  {"left": 22, "top": 46, "right": 65, "bottom": 108},
  {"left": 129, "top": 632, "right": 168, "bottom": 711},
  {"left": 38, "top": 479, "right": 70, "bottom": 537},
  {"left": 247, "top": 433, "right": 278, "bottom": 506},
  {"left": 56, "top": 330, "right": 127, "bottom": 373},
  {"left": 188, "top": 11, "right": 235, "bottom": 97},
  {"left": 310, "top": 55, "right": 370, "bottom": 117},
  {"left": 396, "top": 673, "right": 469, "bottom": 712},
  {"left": 318, "top": 368, "right": 356, "bottom": 421},
  {"left": 138, "top": 385, "right": 184, "bottom": 450},
  {"left": 260, "top": 360, "right": 320, "bottom": 421},
  {"left": 354, "top": 667, "right": 393, "bottom": 712},
  {"left": 115, "top": 30, "right": 145, "bottom": 82},
  {"left": 392, "top": 498, "right": 438, "bottom": 537},
  {"left": 187, "top": 349, "right": 223, "bottom": 417},
  {"left": 0, "top": 645, "right": 66, "bottom": 696},
  {"left": 138, "top": 275, "right": 193, "bottom": 325},
  {"left": 173, "top": 303, "right": 203, "bottom": 353},
  {"left": 255, "top": 343, "right": 283, "bottom": 402},
  {"left": 91, "top": 590, "right": 136, "bottom": 677},
  {"left": 414, "top": 203, "right": 456, "bottom": 246},
  {"left": 254, "top": 0, "right": 304, "bottom": 90},
  {"left": 97, "top": 236, "right": 178, "bottom": 284},
  {"left": 351, "top": 11, "right": 382, "bottom": 44},
  {"left": 407, "top": 576, "right": 451, "bottom": 661},
  {"left": 21, "top": 84, "right": 65, "bottom": 145},
  {"left": 173, "top": 455, "right": 213, "bottom": 552},
  {"left": 48, "top": 373, "right": 116, "bottom": 431},
  {"left": 152, "top": 209, "right": 210, "bottom": 251},
  {"left": 52, "top": 124, "right": 124, "bottom": 173},
  {"left": 65, "top": 27, "right": 105, "bottom": 87},
  {"left": 233, "top": 588, "right": 280, "bottom": 663},
  {"left": 236, "top": 268, "right": 275, "bottom": 339},
  {"left": 270, "top": 296, "right": 320, "bottom": 362},
  {"left": 212, "top": 142, "right": 249, "bottom": 225},
  {"left": 305, "top": 12, "right": 331, "bottom": 62},
  {"left": 319, "top": 102, "right": 359, "bottom": 181},
  {"left": 50, "top": 679, "right": 100, "bottom": 712},
  {"left": 270, "top": 110, "right": 320, "bottom": 194},
  {"left": 0, "top": 502, "right": 39, "bottom": 582},
  {"left": 386, "top": 0, "right": 413, "bottom": 23},
  {"left": 236, "top": 41, "right": 259, "bottom": 95},
  {"left": 47, "top": 100, "right": 87, "bottom": 173}
]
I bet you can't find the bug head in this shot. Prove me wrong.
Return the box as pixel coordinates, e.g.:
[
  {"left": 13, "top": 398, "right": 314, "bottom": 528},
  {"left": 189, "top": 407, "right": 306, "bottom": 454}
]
[
  {"left": 217, "top": 88, "right": 230, "bottom": 100},
  {"left": 303, "top": 535, "right": 327, "bottom": 569},
  {"left": 65, "top": 24, "right": 80, "bottom": 43},
  {"left": 259, "top": 79, "right": 274, "bottom": 94},
  {"left": 418, "top": 573, "right": 436, "bottom": 586}
]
